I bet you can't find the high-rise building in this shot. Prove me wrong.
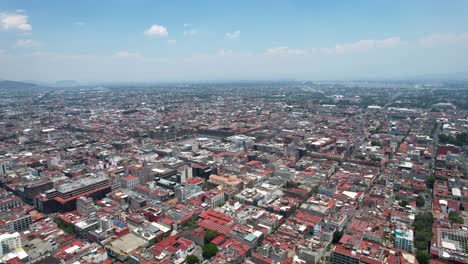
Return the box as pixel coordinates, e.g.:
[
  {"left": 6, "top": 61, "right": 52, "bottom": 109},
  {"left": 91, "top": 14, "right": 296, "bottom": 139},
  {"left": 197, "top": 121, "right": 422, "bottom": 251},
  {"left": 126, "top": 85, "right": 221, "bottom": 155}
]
[
  {"left": 0, "top": 232, "right": 21, "bottom": 257},
  {"left": 99, "top": 215, "right": 113, "bottom": 231},
  {"left": 394, "top": 226, "right": 413, "bottom": 252},
  {"left": 0, "top": 164, "right": 7, "bottom": 175},
  {"left": 174, "top": 185, "right": 185, "bottom": 204},
  {"left": 77, "top": 196, "right": 96, "bottom": 215}
]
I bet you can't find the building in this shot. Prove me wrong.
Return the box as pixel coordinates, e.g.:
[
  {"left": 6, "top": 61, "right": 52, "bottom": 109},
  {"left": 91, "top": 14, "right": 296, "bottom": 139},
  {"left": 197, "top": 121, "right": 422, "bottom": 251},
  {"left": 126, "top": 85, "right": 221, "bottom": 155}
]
[
  {"left": 319, "top": 184, "right": 337, "bottom": 197},
  {"left": 0, "top": 195, "right": 22, "bottom": 211},
  {"left": 0, "top": 164, "right": 6, "bottom": 175},
  {"left": 208, "top": 174, "right": 243, "bottom": 190},
  {"left": 76, "top": 196, "right": 96, "bottom": 215},
  {"left": 394, "top": 226, "right": 413, "bottom": 252},
  {"left": 0, "top": 208, "right": 32, "bottom": 232},
  {"left": 333, "top": 245, "right": 365, "bottom": 264},
  {"left": 202, "top": 189, "right": 225, "bottom": 208},
  {"left": 128, "top": 164, "right": 153, "bottom": 184},
  {"left": 333, "top": 239, "right": 387, "bottom": 264},
  {"left": 16, "top": 178, "right": 54, "bottom": 204},
  {"left": 129, "top": 195, "right": 147, "bottom": 210},
  {"left": 151, "top": 234, "right": 195, "bottom": 262},
  {"left": 0, "top": 232, "right": 21, "bottom": 257},
  {"left": 430, "top": 228, "right": 468, "bottom": 263},
  {"left": 34, "top": 174, "right": 111, "bottom": 213},
  {"left": 174, "top": 184, "right": 202, "bottom": 204},
  {"left": 75, "top": 217, "right": 100, "bottom": 238},
  {"left": 120, "top": 175, "right": 139, "bottom": 189}
]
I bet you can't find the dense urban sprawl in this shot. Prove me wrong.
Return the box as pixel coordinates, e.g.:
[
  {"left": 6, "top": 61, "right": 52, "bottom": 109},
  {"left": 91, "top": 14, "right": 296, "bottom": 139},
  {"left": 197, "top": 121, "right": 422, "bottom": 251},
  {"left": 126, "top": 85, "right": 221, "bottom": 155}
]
[{"left": 0, "top": 81, "right": 467, "bottom": 264}]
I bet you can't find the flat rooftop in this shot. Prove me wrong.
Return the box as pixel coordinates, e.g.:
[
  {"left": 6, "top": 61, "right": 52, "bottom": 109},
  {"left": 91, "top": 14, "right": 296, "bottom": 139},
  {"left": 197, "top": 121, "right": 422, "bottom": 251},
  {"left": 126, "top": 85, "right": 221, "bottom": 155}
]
[{"left": 108, "top": 232, "right": 146, "bottom": 255}]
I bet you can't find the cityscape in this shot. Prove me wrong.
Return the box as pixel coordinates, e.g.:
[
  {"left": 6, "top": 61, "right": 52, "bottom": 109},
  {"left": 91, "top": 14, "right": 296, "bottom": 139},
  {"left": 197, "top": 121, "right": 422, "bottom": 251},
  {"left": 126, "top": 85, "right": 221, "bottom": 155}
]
[
  {"left": 1, "top": 1, "right": 468, "bottom": 264},
  {"left": 0, "top": 80, "right": 466, "bottom": 264}
]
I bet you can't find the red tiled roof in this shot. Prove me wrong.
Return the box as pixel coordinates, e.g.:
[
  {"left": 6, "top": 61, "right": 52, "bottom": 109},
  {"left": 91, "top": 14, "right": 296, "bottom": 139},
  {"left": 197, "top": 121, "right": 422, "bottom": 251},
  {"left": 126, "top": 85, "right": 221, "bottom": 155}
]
[
  {"left": 437, "top": 146, "right": 460, "bottom": 156},
  {"left": 199, "top": 219, "right": 233, "bottom": 235},
  {"left": 122, "top": 175, "right": 137, "bottom": 181},
  {"left": 211, "top": 235, "right": 226, "bottom": 245}
]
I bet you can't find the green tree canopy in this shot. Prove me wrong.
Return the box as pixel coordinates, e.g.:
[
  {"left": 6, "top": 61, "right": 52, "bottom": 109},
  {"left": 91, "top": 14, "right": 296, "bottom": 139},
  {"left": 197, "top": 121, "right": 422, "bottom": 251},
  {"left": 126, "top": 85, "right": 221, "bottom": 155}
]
[
  {"left": 202, "top": 243, "right": 219, "bottom": 259},
  {"left": 426, "top": 175, "right": 435, "bottom": 189},
  {"left": 416, "top": 251, "right": 431, "bottom": 264},
  {"left": 439, "top": 132, "right": 468, "bottom": 146},
  {"left": 186, "top": 254, "right": 200, "bottom": 264},
  {"left": 399, "top": 200, "right": 409, "bottom": 207},
  {"left": 413, "top": 212, "right": 433, "bottom": 253},
  {"left": 416, "top": 194, "right": 425, "bottom": 207},
  {"left": 449, "top": 211, "right": 464, "bottom": 224},
  {"left": 204, "top": 230, "right": 219, "bottom": 243}
]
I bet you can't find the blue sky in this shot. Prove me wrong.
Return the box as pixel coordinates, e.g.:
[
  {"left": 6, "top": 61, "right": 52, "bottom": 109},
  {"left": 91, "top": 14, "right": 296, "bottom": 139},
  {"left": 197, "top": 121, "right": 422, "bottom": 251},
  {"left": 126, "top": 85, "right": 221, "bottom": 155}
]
[{"left": 1, "top": 0, "right": 468, "bottom": 82}]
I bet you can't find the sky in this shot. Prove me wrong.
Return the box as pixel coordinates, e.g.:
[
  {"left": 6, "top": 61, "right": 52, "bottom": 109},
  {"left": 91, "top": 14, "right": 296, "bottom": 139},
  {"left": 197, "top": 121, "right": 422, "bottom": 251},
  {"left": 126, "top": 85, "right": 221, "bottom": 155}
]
[{"left": 1, "top": 0, "right": 468, "bottom": 82}]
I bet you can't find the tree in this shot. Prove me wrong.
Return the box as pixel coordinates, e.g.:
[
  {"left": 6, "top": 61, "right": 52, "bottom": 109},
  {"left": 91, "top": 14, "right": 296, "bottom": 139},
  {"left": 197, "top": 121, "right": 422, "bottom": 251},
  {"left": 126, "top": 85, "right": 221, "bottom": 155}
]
[
  {"left": 416, "top": 194, "right": 425, "bottom": 207},
  {"left": 449, "top": 211, "right": 464, "bottom": 224},
  {"left": 399, "top": 200, "right": 409, "bottom": 207},
  {"left": 426, "top": 175, "right": 435, "bottom": 189},
  {"left": 204, "top": 230, "right": 219, "bottom": 243},
  {"left": 186, "top": 254, "right": 200, "bottom": 264},
  {"left": 413, "top": 212, "right": 433, "bottom": 252},
  {"left": 187, "top": 220, "right": 198, "bottom": 230},
  {"left": 202, "top": 243, "right": 219, "bottom": 259},
  {"left": 53, "top": 218, "right": 75, "bottom": 234},
  {"left": 332, "top": 230, "right": 343, "bottom": 244},
  {"left": 438, "top": 132, "right": 468, "bottom": 146},
  {"left": 416, "top": 251, "right": 431, "bottom": 264}
]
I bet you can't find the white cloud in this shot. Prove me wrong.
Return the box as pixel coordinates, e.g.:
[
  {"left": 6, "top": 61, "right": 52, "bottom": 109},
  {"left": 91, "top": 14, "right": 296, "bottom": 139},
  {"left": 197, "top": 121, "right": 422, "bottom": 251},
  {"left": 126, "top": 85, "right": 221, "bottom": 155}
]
[
  {"left": 184, "top": 29, "right": 197, "bottom": 36},
  {"left": 14, "top": 39, "right": 39, "bottom": 48},
  {"left": 225, "top": 30, "right": 240, "bottom": 39},
  {"left": 183, "top": 23, "right": 190, "bottom": 28},
  {"left": 265, "top": 46, "right": 306, "bottom": 55},
  {"left": 144, "top": 24, "right": 168, "bottom": 37},
  {"left": 167, "top": 39, "right": 177, "bottom": 44},
  {"left": 0, "top": 13, "right": 32, "bottom": 31},
  {"left": 419, "top": 32, "right": 468, "bottom": 47},
  {"left": 75, "top": 21, "right": 85, "bottom": 27},
  {"left": 113, "top": 51, "right": 142, "bottom": 59},
  {"left": 332, "top": 37, "right": 401, "bottom": 54}
]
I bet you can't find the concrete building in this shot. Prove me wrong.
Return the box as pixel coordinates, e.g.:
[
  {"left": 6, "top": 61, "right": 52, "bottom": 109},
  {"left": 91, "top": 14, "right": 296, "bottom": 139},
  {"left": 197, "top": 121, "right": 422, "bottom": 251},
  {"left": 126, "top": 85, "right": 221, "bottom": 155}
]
[
  {"left": 0, "top": 212, "right": 32, "bottom": 232},
  {"left": 394, "top": 226, "right": 413, "bottom": 252},
  {"left": 35, "top": 174, "right": 111, "bottom": 213},
  {"left": 0, "top": 232, "right": 21, "bottom": 257},
  {"left": 76, "top": 196, "right": 96, "bottom": 215},
  {"left": 120, "top": 175, "right": 139, "bottom": 189},
  {"left": 204, "top": 189, "right": 225, "bottom": 208}
]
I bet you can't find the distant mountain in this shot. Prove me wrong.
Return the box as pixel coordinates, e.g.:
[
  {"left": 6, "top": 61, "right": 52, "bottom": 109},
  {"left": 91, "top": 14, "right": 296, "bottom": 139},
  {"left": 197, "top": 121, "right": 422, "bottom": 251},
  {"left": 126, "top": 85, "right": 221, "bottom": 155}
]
[
  {"left": 0, "top": 80, "right": 48, "bottom": 91},
  {"left": 0, "top": 80, "right": 38, "bottom": 88}
]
